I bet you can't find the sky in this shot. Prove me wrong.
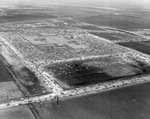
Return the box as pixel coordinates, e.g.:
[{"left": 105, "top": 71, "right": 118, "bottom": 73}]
[{"left": 1, "top": 0, "right": 150, "bottom": 10}]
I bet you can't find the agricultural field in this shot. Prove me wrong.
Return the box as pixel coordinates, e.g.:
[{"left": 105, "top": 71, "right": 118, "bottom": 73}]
[
  {"left": 33, "top": 81, "right": 150, "bottom": 119},
  {"left": 0, "top": 105, "right": 35, "bottom": 119},
  {"left": 131, "top": 29, "right": 150, "bottom": 39},
  {"left": 74, "top": 23, "right": 147, "bottom": 42},
  {"left": 0, "top": 8, "right": 57, "bottom": 23},
  {"left": 44, "top": 55, "right": 150, "bottom": 89},
  {"left": 76, "top": 25, "right": 105, "bottom": 30},
  {"left": 0, "top": 5, "right": 101, "bottom": 24},
  {"left": 0, "top": 13, "right": 57, "bottom": 23},
  {"left": 0, "top": 81, "right": 24, "bottom": 103},
  {"left": 0, "top": 44, "right": 50, "bottom": 96},
  {"left": 43, "top": 5, "right": 100, "bottom": 17},
  {"left": 89, "top": 31, "right": 147, "bottom": 42},
  {"left": 0, "top": 19, "right": 5, "bottom": 23},
  {"left": 118, "top": 41, "right": 150, "bottom": 55},
  {"left": 13, "top": 66, "right": 49, "bottom": 95},
  {"left": 0, "top": 58, "right": 24, "bottom": 103},
  {"left": 77, "top": 14, "right": 150, "bottom": 30},
  {"left": 0, "top": 58, "right": 13, "bottom": 82}
]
